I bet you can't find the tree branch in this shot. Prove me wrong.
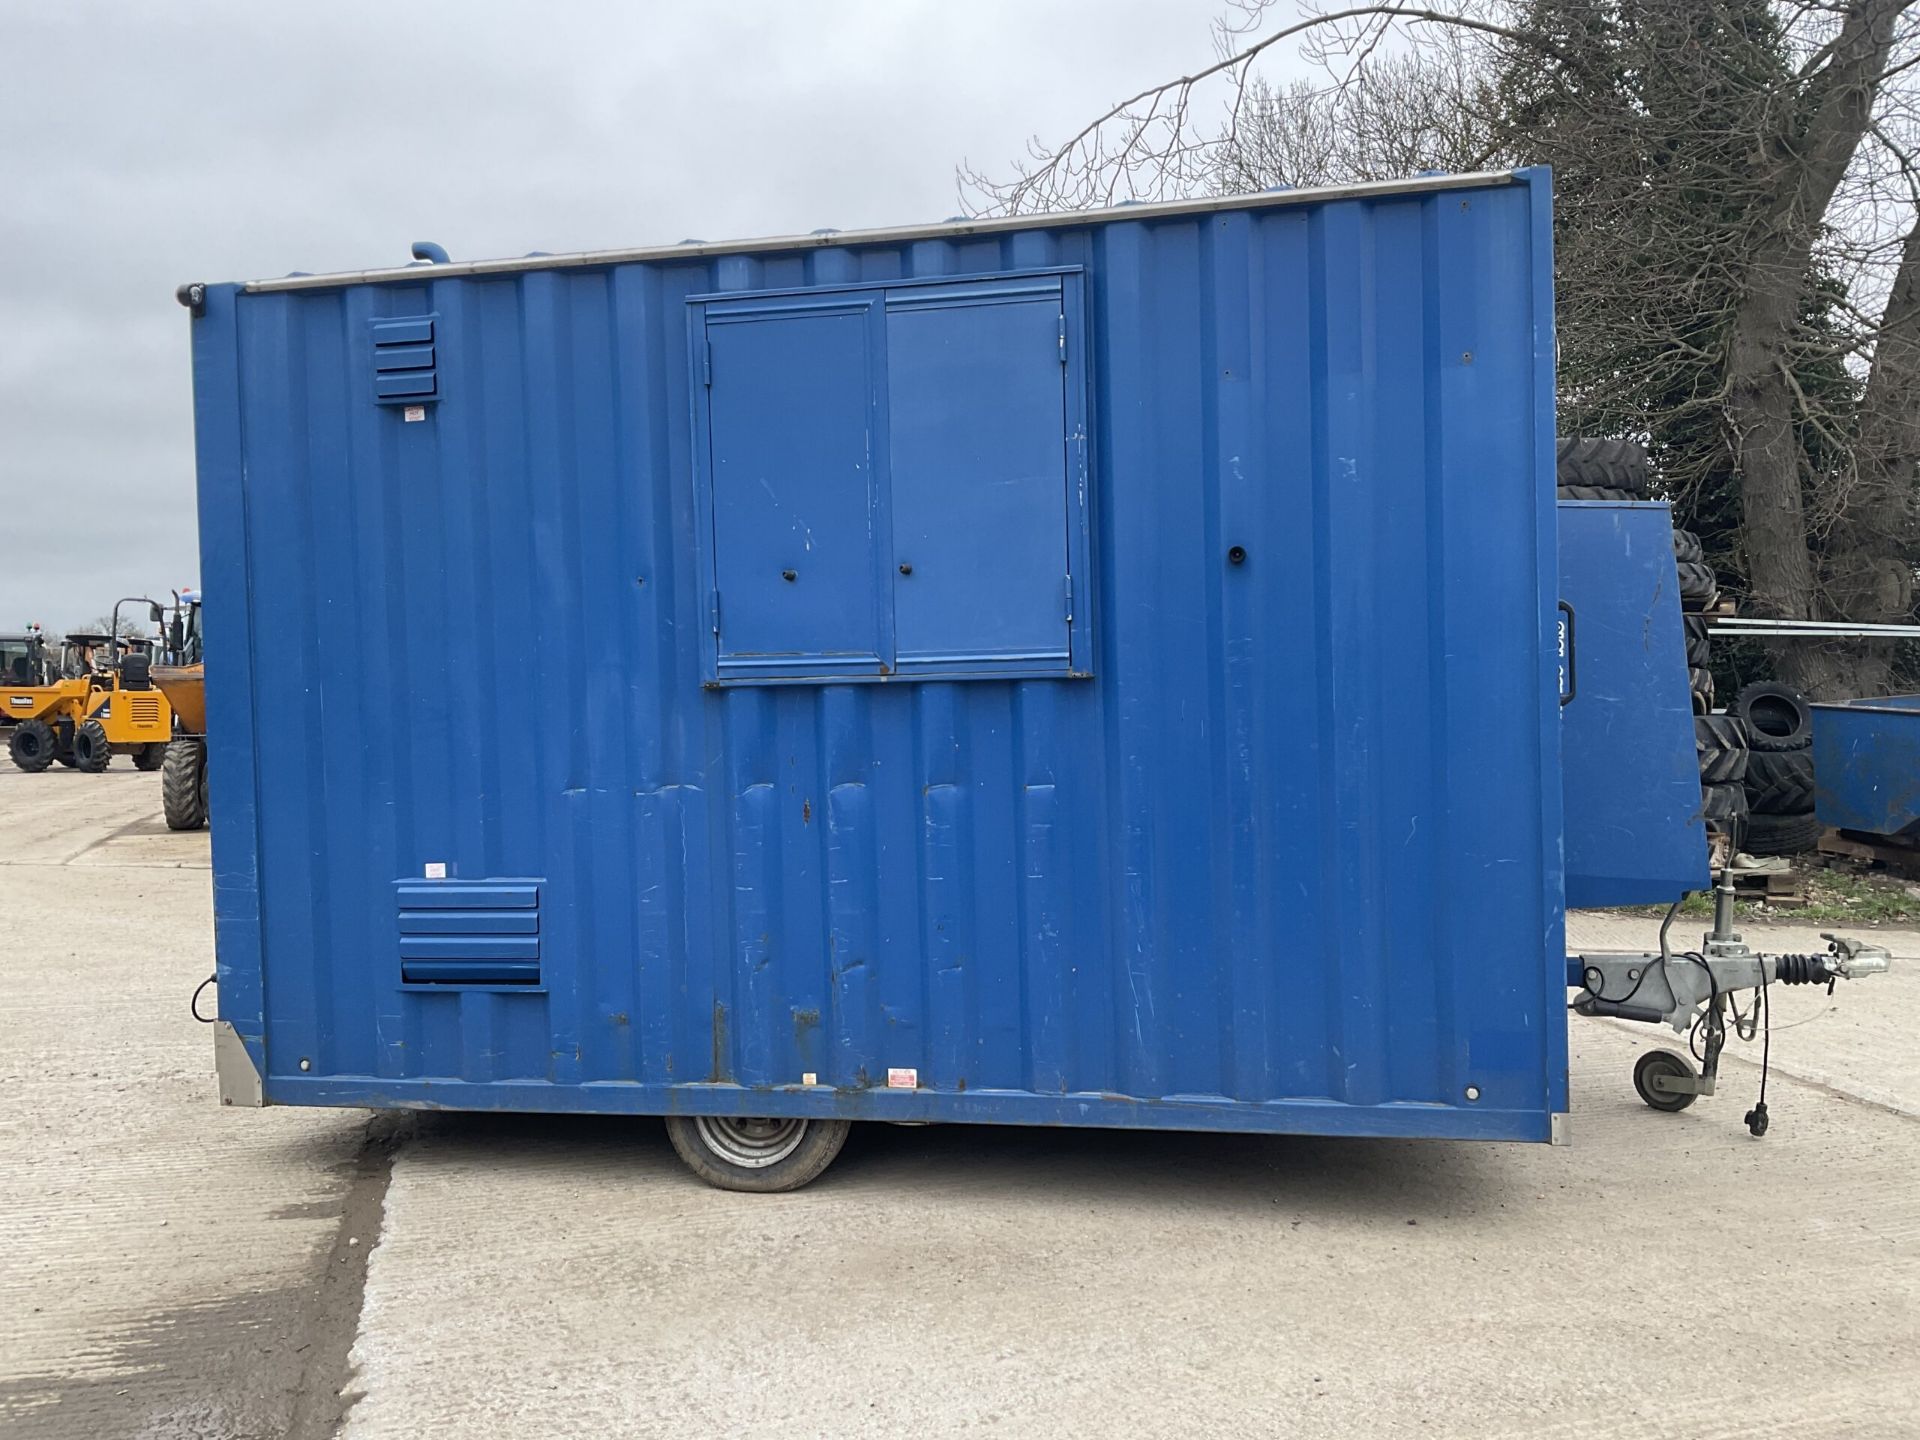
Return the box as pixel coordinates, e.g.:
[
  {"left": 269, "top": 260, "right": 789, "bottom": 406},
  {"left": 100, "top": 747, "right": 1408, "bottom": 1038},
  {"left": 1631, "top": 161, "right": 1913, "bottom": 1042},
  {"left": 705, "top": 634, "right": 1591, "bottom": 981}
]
[{"left": 962, "top": 2, "right": 1564, "bottom": 214}]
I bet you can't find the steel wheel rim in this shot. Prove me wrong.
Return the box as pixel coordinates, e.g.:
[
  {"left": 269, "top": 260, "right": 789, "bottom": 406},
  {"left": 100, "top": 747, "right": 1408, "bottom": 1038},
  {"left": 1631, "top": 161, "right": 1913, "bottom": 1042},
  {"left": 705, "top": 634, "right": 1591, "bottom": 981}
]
[{"left": 694, "top": 1115, "right": 807, "bottom": 1169}]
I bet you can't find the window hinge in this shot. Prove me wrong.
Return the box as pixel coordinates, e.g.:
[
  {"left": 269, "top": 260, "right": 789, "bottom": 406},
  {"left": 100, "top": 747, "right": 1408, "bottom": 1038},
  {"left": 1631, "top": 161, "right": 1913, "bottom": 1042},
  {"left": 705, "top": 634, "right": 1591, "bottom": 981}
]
[
  {"left": 1063, "top": 574, "right": 1074, "bottom": 623},
  {"left": 1057, "top": 314, "right": 1067, "bottom": 364},
  {"left": 710, "top": 588, "right": 722, "bottom": 635}
]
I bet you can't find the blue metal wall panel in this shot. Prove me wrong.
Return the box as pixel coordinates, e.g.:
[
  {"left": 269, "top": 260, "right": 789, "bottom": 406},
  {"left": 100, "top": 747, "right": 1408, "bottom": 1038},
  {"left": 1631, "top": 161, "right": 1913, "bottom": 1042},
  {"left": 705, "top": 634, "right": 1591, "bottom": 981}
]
[
  {"left": 1558, "top": 501, "right": 1712, "bottom": 904},
  {"left": 189, "top": 170, "right": 1565, "bottom": 1140}
]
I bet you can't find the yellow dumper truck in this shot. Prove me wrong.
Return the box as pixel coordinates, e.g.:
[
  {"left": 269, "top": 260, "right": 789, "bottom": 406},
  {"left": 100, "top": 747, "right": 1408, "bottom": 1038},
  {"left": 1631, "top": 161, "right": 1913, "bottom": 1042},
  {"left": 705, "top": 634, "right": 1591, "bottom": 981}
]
[
  {"left": 3, "top": 602, "right": 175, "bottom": 773},
  {"left": 151, "top": 589, "right": 207, "bottom": 830}
]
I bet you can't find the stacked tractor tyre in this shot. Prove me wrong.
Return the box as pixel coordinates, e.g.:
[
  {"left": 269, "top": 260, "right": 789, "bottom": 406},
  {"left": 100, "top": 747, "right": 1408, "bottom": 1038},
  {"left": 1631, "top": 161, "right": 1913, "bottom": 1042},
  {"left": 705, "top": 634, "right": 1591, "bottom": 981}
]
[
  {"left": 1671, "top": 506, "right": 1736, "bottom": 830},
  {"left": 1694, "top": 712, "right": 1751, "bottom": 835},
  {"left": 1729, "top": 682, "right": 1820, "bottom": 855}
]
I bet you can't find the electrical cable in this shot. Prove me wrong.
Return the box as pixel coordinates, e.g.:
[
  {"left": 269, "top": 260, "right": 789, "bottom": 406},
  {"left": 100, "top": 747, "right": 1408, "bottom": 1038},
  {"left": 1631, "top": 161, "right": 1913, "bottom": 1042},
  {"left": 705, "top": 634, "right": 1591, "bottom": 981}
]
[
  {"left": 1678, "top": 951, "right": 1721, "bottom": 1063},
  {"left": 1743, "top": 967, "right": 1772, "bottom": 1137},
  {"left": 190, "top": 972, "right": 217, "bottom": 1024},
  {"left": 1569, "top": 957, "right": 1659, "bottom": 1011},
  {"left": 1570, "top": 893, "right": 1688, "bottom": 1012}
]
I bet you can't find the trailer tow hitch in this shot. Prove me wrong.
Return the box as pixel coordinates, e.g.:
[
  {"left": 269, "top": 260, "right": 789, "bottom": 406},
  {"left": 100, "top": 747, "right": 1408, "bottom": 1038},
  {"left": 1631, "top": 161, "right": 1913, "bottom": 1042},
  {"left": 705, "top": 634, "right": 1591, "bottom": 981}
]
[{"left": 1569, "top": 871, "right": 1890, "bottom": 1135}]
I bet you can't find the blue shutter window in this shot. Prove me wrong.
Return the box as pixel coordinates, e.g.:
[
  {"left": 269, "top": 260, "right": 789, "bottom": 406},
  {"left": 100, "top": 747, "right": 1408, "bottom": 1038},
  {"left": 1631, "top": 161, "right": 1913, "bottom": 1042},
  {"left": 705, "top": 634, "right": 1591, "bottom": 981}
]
[
  {"left": 395, "top": 878, "right": 540, "bottom": 986},
  {"left": 373, "top": 316, "right": 437, "bottom": 405}
]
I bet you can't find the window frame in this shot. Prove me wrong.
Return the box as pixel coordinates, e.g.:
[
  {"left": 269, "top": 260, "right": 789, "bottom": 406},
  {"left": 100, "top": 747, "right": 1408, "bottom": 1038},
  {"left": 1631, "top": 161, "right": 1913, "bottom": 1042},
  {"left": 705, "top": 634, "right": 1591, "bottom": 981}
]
[{"left": 687, "top": 266, "right": 1094, "bottom": 686}]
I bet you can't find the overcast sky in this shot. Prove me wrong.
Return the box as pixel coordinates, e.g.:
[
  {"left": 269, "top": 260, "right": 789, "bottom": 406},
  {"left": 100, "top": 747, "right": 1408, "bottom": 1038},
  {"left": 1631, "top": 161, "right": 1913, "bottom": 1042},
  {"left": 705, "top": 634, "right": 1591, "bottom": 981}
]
[{"left": 0, "top": 0, "right": 1242, "bottom": 632}]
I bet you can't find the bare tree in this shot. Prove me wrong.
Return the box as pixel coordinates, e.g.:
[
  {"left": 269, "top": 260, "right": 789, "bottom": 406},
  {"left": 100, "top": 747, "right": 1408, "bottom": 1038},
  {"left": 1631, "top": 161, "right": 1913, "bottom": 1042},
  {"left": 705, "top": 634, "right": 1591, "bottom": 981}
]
[
  {"left": 80, "top": 613, "right": 145, "bottom": 639},
  {"left": 1717, "top": 0, "right": 1919, "bottom": 693},
  {"left": 965, "top": 0, "right": 1920, "bottom": 696},
  {"left": 1212, "top": 53, "right": 1506, "bottom": 193}
]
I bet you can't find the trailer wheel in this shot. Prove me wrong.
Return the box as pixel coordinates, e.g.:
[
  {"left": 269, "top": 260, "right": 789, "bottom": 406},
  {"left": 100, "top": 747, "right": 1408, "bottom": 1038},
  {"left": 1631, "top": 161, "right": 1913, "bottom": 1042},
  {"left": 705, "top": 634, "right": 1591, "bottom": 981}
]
[
  {"left": 8, "top": 719, "right": 56, "bottom": 773},
  {"left": 72, "top": 719, "right": 112, "bottom": 773},
  {"left": 663, "top": 1114, "right": 851, "bottom": 1193},
  {"left": 1634, "top": 1049, "right": 1698, "bottom": 1112},
  {"left": 132, "top": 742, "right": 167, "bottom": 772}
]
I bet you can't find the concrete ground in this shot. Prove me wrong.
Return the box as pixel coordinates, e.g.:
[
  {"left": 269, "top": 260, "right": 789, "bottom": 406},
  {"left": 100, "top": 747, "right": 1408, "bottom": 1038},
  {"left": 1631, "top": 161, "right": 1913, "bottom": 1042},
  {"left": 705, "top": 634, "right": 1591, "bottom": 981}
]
[{"left": 2, "top": 768, "right": 1917, "bottom": 1439}]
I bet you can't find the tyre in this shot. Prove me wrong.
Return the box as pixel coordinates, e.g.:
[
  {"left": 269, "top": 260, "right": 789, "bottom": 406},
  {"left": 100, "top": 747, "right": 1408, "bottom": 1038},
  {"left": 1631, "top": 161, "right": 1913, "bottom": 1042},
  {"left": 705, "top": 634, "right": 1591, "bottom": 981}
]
[
  {"left": 663, "top": 1114, "right": 852, "bottom": 1193},
  {"left": 1695, "top": 714, "right": 1749, "bottom": 785},
  {"left": 7, "top": 718, "right": 55, "bottom": 773},
  {"left": 72, "top": 719, "right": 112, "bottom": 773},
  {"left": 1683, "top": 614, "right": 1710, "bottom": 667},
  {"left": 1730, "top": 681, "right": 1812, "bottom": 752},
  {"left": 1744, "top": 746, "right": 1814, "bottom": 815},
  {"left": 132, "top": 742, "right": 166, "bottom": 772},
  {"left": 1671, "top": 527, "right": 1703, "bottom": 564},
  {"left": 1688, "top": 667, "right": 1715, "bottom": 715},
  {"left": 1556, "top": 437, "right": 1650, "bottom": 495},
  {"left": 1701, "top": 780, "right": 1748, "bottom": 828},
  {"left": 1743, "top": 811, "right": 1822, "bottom": 858},
  {"left": 1634, "top": 1048, "right": 1698, "bottom": 1112},
  {"left": 1557, "top": 484, "right": 1638, "bottom": 502},
  {"left": 1676, "top": 559, "right": 1719, "bottom": 608},
  {"left": 162, "top": 737, "right": 208, "bottom": 831}
]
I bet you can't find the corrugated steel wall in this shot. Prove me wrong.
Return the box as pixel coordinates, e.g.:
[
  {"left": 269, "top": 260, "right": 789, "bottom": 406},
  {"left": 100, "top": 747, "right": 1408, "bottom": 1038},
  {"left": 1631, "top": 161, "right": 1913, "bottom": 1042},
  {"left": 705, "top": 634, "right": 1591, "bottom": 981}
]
[{"left": 193, "top": 171, "right": 1566, "bottom": 1139}]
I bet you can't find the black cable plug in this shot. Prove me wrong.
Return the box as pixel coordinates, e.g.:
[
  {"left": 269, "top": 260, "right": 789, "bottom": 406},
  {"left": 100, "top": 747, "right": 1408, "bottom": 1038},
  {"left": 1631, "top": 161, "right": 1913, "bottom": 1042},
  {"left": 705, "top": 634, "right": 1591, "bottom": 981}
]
[{"left": 1744, "top": 973, "right": 1773, "bottom": 1138}]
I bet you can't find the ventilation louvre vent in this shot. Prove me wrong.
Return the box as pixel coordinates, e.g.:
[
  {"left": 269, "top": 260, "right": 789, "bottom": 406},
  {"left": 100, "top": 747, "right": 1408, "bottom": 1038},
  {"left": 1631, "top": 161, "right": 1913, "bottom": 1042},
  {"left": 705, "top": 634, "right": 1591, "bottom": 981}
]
[
  {"left": 372, "top": 316, "right": 437, "bottom": 405},
  {"left": 395, "top": 878, "right": 540, "bottom": 984}
]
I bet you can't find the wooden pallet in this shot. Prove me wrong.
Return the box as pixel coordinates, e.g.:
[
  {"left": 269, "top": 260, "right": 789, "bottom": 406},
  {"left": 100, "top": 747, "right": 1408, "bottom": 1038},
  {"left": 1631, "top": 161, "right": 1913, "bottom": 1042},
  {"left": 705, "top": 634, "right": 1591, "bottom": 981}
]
[
  {"left": 1817, "top": 830, "right": 1920, "bottom": 881},
  {"left": 1725, "top": 867, "right": 1808, "bottom": 906}
]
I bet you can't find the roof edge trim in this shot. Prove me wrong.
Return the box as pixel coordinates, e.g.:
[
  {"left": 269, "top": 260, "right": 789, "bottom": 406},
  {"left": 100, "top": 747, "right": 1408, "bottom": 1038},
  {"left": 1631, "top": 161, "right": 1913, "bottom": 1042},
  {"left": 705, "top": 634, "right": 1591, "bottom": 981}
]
[{"left": 241, "top": 170, "right": 1522, "bottom": 294}]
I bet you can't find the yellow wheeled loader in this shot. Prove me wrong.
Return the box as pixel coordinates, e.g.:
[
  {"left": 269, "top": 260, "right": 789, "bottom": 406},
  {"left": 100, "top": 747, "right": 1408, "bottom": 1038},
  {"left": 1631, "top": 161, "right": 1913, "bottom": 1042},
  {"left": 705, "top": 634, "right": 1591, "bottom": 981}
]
[
  {"left": 4, "top": 601, "right": 175, "bottom": 774},
  {"left": 151, "top": 590, "right": 207, "bottom": 831}
]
